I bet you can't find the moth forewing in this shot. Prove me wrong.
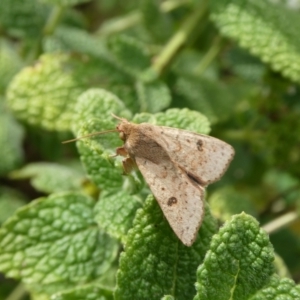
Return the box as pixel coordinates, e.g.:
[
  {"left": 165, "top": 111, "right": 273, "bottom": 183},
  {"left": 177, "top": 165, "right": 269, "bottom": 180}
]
[{"left": 146, "top": 126, "right": 235, "bottom": 186}]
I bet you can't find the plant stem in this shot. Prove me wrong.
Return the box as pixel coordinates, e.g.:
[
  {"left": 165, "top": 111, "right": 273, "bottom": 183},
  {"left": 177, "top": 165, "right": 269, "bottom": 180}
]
[
  {"left": 262, "top": 211, "right": 298, "bottom": 234},
  {"left": 151, "top": 0, "right": 208, "bottom": 76},
  {"left": 194, "top": 35, "right": 223, "bottom": 75},
  {"left": 43, "top": 6, "right": 65, "bottom": 36}
]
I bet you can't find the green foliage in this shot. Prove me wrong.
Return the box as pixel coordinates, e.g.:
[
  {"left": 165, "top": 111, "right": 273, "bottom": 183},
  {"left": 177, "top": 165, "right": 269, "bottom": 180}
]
[
  {"left": 115, "top": 197, "right": 218, "bottom": 300},
  {"left": 0, "top": 0, "right": 300, "bottom": 299},
  {"left": 194, "top": 214, "right": 274, "bottom": 300},
  {"left": 0, "top": 192, "right": 118, "bottom": 293},
  {"left": 51, "top": 283, "right": 114, "bottom": 300}
]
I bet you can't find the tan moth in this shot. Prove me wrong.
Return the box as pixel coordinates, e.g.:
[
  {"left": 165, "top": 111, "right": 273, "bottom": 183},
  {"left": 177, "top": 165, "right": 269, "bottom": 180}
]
[{"left": 64, "top": 115, "right": 234, "bottom": 246}]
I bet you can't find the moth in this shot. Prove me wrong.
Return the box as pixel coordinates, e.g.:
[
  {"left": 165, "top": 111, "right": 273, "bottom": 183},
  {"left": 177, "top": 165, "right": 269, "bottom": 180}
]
[{"left": 65, "top": 115, "right": 234, "bottom": 246}]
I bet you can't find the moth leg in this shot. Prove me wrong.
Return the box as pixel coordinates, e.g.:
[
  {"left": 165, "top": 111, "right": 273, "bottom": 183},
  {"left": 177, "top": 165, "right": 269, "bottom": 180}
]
[
  {"left": 122, "top": 157, "right": 136, "bottom": 174},
  {"left": 116, "top": 146, "right": 128, "bottom": 157},
  {"left": 110, "top": 146, "right": 128, "bottom": 158}
]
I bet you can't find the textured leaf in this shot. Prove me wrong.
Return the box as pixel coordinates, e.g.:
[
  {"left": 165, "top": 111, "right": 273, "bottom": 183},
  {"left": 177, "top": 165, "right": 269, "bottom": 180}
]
[
  {"left": 140, "top": 0, "right": 173, "bottom": 42},
  {"left": 175, "top": 75, "right": 240, "bottom": 124},
  {"left": 51, "top": 283, "right": 113, "bottom": 300},
  {"left": 95, "top": 191, "right": 142, "bottom": 242},
  {"left": 210, "top": 0, "right": 300, "bottom": 82},
  {"left": 115, "top": 196, "right": 218, "bottom": 300},
  {"left": 10, "top": 162, "right": 85, "bottom": 194},
  {"left": 108, "top": 35, "right": 151, "bottom": 78},
  {"left": 6, "top": 53, "right": 91, "bottom": 131},
  {"left": 73, "top": 88, "right": 131, "bottom": 133},
  {"left": 0, "top": 192, "right": 118, "bottom": 291},
  {"left": 73, "top": 89, "right": 132, "bottom": 191},
  {"left": 249, "top": 274, "right": 300, "bottom": 300},
  {"left": 194, "top": 213, "right": 274, "bottom": 300},
  {"left": 154, "top": 108, "right": 211, "bottom": 134},
  {"left": 136, "top": 80, "right": 171, "bottom": 113},
  {"left": 0, "top": 186, "right": 26, "bottom": 224},
  {"left": 0, "top": 104, "right": 24, "bottom": 175},
  {"left": 75, "top": 117, "right": 124, "bottom": 191},
  {"left": 0, "top": 39, "right": 23, "bottom": 94},
  {"left": 46, "top": 26, "right": 130, "bottom": 83},
  {"left": 0, "top": 0, "right": 48, "bottom": 38},
  {"left": 209, "top": 187, "right": 257, "bottom": 222}
]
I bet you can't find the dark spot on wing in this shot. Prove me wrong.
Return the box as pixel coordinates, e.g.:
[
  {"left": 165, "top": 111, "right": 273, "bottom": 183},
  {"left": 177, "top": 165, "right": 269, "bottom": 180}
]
[
  {"left": 167, "top": 197, "right": 177, "bottom": 206},
  {"left": 161, "top": 187, "right": 165, "bottom": 191},
  {"left": 197, "top": 140, "right": 203, "bottom": 151}
]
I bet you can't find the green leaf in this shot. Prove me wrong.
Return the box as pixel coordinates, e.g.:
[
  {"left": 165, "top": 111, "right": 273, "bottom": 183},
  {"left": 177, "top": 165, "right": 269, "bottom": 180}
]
[
  {"left": 140, "top": 0, "right": 173, "bottom": 42},
  {"left": 6, "top": 53, "right": 91, "bottom": 132},
  {"left": 73, "top": 88, "right": 131, "bottom": 133},
  {"left": 194, "top": 213, "right": 274, "bottom": 300},
  {"left": 115, "top": 195, "right": 218, "bottom": 300},
  {"left": 47, "top": 26, "right": 130, "bottom": 83},
  {"left": 224, "top": 47, "right": 266, "bottom": 83},
  {"left": 209, "top": 187, "right": 258, "bottom": 222},
  {"left": 51, "top": 283, "right": 113, "bottom": 300},
  {"left": 107, "top": 35, "right": 151, "bottom": 78},
  {"left": 95, "top": 191, "right": 143, "bottom": 242},
  {"left": 76, "top": 119, "right": 124, "bottom": 191},
  {"left": 0, "top": 104, "right": 24, "bottom": 175},
  {"left": 263, "top": 169, "right": 300, "bottom": 205},
  {"left": 0, "top": 192, "right": 118, "bottom": 291},
  {"left": 175, "top": 75, "right": 241, "bottom": 124},
  {"left": 210, "top": 0, "right": 300, "bottom": 82},
  {"left": 9, "top": 162, "right": 85, "bottom": 194},
  {"left": 249, "top": 274, "right": 300, "bottom": 300},
  {"left": 0, "top": 0, "right": 48, "bottom": 38},
  {"left": 0, "top": 186, "right": 26, "bottom": 224},
  {"left": 0, "top": 39, "right": 23, "bottom": 94},
  {"left": 136, "top": 80, "right": 171, "bottom": 113},
  {"left": 154, "top": 108, "right": 211, "bottom": 134}
]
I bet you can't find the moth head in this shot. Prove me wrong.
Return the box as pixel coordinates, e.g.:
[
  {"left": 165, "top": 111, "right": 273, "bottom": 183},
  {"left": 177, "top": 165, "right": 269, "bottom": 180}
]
[{"left": 116, "top": 121, "right": 132, "bottom": 141}]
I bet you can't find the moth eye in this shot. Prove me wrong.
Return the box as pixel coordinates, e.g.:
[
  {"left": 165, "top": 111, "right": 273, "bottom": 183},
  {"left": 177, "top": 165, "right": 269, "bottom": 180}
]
[{"left": 119, "top": 131, "right": 125, "bottom": 141}]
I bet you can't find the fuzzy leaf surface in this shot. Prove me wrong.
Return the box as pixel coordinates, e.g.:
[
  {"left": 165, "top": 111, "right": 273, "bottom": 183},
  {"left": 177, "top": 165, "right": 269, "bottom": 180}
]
[
  {"left": 249, "top": 274, "right": 300, "bottom": 300},
  {"left": 0, "top": 0, "right": 47, "bottom": 38},
  {"left": 115, "top": 196, "right": 218, "bottom": 300},
  {"left": 51, "top": 283, "right": 113, "bottom": 300},
  {"left": 136, "top": 80, "right": 171, "bottom": 113},
  {"left": 6, "top": 53, "right": 91, "bottom": 131},
  {"left": 0, "top": 192, "right": 118, "bottom": 290},
  {"left": 210, "top": 0, "right": 300, "bottom": 82},
  {"left": 73, "top": 88, "right": 131, "bottom": 132},
  {"left": 194, "top": 213, "right": 274, "bottom": 300},
  {"left": 10, "top": 163, "right": 85, "bottom": 194},
  {"left": 95, "top": 191, "right": 142, "bottom": 242}
]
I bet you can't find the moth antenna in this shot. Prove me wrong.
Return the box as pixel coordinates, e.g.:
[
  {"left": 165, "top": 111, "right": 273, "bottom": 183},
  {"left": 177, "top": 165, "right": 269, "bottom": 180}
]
[
  {"left": 62, "top": 129, "right": 118, "bottom": 144},
  {"left": 111, "top": 113, "right": 128, "bottom": 122}
]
